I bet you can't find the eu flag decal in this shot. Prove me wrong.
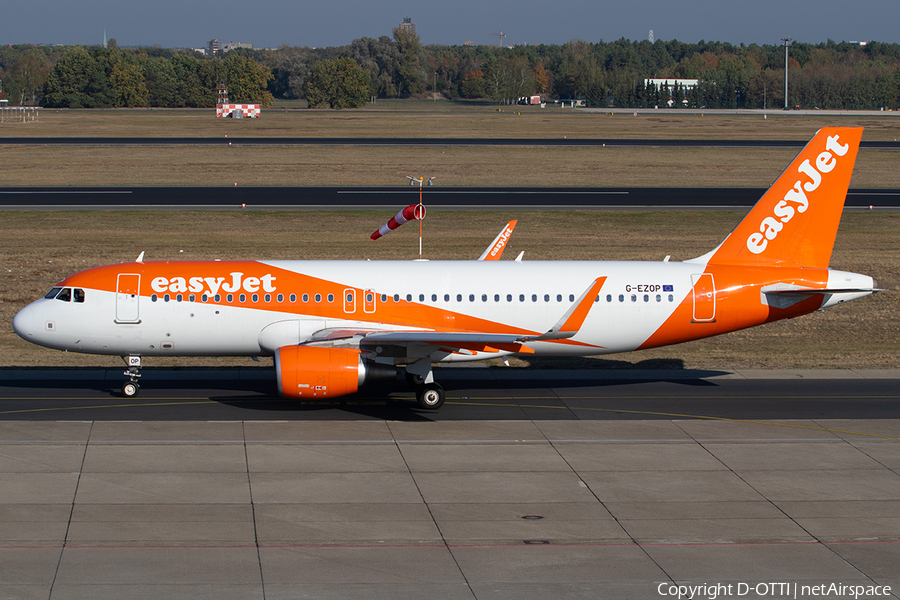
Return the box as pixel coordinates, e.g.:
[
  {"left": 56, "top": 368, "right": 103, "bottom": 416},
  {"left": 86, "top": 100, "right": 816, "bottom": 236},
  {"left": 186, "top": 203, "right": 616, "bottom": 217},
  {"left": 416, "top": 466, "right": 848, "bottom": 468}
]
[{"left": 663, "top": 285, "right": 674, "bottom": 292}]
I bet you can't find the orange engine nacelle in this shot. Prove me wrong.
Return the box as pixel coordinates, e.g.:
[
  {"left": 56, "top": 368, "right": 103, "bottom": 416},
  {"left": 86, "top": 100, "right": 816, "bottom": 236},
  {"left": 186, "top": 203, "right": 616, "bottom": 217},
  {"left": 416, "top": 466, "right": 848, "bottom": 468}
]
[{"left": 275, "top": 346, "right": 364, "bottom": 399}]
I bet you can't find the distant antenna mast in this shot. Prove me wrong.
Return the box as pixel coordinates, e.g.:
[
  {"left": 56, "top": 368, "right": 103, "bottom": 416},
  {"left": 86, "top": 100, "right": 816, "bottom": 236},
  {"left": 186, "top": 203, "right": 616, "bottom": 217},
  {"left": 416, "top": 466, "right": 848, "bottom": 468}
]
[
  {"left": 649, "top": 29, "right": 654, "bottom": 43},
  {"left": 488, "top": 32, "right": 507, "bottom": 47}
]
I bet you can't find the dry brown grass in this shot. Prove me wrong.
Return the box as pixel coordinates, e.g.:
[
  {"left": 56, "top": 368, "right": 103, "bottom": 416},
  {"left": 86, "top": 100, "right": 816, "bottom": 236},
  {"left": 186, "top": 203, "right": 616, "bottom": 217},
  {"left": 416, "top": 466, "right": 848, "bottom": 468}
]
[
  {"left": 2, "top": 106, "right": 898, "bottom": 187},
  {"left": 1, "top": 146, "right": 897, "bottom": 188},
  {"left": 2, "top": 211, "right": 897, "bottom": 370},
  {"left": 1, "top": 106, "right": 897, "bottom": 371},
  {"left": 3, "top": 103, "right": 900, "bottom": 139}
]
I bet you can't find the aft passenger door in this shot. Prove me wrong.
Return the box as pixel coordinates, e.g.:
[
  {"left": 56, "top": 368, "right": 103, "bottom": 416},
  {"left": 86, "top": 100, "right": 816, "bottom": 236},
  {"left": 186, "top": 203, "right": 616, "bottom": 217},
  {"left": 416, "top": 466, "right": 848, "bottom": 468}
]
[
  {"left": 116, "top": 273, "right": 141, "bottom": 324},
  {"left": 691, "top": 273, "right": 716, "bottom": 323}
]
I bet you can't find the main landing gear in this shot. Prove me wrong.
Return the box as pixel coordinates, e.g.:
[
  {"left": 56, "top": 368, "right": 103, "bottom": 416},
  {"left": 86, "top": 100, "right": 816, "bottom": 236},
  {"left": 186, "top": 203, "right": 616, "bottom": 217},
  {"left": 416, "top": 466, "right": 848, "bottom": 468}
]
[
  {"left": 415, "top": 383, "right": 445, "bottom": 410},
  {"left": 405, "top": 362, "right": 445, "bottom": 410},
  {"left": 122, "top": 355, "right": 142, "bottom": 398}
]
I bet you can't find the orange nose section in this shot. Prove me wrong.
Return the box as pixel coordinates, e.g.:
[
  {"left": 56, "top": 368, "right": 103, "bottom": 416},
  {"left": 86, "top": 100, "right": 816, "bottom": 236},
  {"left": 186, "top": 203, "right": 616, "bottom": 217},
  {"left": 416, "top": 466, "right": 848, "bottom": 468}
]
[{"left": 275, "top": 346, "right": 362, "bottom": 398}]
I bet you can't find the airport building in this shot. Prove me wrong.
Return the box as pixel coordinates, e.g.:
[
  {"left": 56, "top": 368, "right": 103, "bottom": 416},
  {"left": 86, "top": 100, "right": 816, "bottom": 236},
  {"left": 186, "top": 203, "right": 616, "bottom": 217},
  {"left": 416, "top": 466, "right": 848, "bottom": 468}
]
[{"left": 641, "top": 78, "right": 699, "bottom": 106}]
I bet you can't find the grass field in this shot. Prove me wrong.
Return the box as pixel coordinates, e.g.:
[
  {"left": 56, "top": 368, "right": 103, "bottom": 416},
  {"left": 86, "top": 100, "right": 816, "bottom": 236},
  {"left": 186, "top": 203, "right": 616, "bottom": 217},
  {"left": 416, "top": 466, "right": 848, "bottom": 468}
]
[
  {"left": 4, "top": 102, "right": 900, "bottom": 139},
  {"left": 1, "top": 105, "right": 898, "bottom": 370},
  {"left": 2, "top": 107, "right": 898, "bottom": 187},
  {"left": 2, "top": 210, "right": 897, "bottom": 370}
]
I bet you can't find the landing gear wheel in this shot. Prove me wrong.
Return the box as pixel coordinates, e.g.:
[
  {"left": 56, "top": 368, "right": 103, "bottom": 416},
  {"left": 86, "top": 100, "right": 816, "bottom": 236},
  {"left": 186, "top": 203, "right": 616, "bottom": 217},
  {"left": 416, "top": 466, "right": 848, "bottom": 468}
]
[
  {"left": 405, "top": 372, "right": 426, "bottom": 388},
  {"left": 416, "top": 383, "right": 445, "bottom": 410},
  {"left": 122, "top": 381, "right": 140, "bottom": 398}
]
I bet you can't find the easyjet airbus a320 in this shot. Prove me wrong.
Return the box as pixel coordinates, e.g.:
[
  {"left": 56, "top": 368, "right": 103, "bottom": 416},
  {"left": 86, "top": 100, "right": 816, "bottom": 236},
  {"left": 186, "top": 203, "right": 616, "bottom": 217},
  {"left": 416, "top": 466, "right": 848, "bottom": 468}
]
[{"left": 13, "top": 128, "right": 877, "bottom": 409}]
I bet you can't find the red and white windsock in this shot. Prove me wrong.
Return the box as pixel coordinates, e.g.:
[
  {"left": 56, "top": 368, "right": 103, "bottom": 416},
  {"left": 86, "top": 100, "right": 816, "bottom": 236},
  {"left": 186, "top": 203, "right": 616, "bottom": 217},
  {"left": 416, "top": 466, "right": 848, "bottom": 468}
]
[{"left": 370, "top": 203, "right": 423, "bottom": 241}]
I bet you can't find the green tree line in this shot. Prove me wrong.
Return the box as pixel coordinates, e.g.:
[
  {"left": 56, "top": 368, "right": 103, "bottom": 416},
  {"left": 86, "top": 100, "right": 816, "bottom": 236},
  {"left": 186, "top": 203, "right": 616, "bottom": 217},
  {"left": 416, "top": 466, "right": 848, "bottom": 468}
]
[
  {"left": 1, "top": 42, "right": 273, "bottom": 108},
  {"left": 2, "top": 35, "right": 899, "bottom": 109}
]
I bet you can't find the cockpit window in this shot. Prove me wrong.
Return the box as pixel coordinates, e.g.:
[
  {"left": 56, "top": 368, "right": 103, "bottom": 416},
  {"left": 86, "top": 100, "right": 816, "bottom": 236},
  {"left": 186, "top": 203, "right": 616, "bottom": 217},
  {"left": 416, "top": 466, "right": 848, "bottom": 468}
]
[
  {"left": 55, "top": 288, "right": 72, "bottom": 302},
  {"left": 73, "top": 288, "right": 85, "bottom": 303},
  {"left": 44, "top": 287, "right": 63, "bottom": 299}
]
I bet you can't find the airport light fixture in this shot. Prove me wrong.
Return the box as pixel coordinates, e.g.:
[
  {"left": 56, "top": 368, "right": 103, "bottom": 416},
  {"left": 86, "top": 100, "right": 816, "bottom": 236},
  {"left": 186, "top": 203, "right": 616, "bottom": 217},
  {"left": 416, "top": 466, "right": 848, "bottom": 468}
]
[{"left": 782, "top": 37, "right": 792, "bottom": 109}]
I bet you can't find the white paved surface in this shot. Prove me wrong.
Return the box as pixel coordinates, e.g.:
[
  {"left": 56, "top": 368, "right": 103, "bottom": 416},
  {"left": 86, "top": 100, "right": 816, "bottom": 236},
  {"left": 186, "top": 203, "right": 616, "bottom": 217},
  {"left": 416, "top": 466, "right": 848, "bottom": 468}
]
[{"left": 1, "top": 419, "right": 898, "bottom": 599}]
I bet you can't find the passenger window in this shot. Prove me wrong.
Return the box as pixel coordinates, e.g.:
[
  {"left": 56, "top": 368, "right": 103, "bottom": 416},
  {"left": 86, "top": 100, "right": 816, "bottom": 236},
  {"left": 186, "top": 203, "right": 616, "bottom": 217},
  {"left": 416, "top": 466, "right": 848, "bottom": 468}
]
[
  {"left": 44, "top": 287, "right": 63, "bottom": 299},
  {"left": 74, "top": 288, "right": 85, "bottom": 303},
  {"left": 631, "top": 294, "right": 637, "bottom": 302},
  {"left": 289, "top": 294, "right": 297, "bottom": 302},
  {"left": 607, "top": 294, "right": 612, "bottom": 302},
  {"left": 520, "top": 294, "right": 525, "bottom": 302},
  {"left": 544, "top": 294, "right": 550, "bottom": 302},
  {"left": 457, "top": 294, "right": 462, "bottom": 302},
  {"left": 239, "top": 294, "right": 246, "bottom": 303},
  {"left": 393, "top": 294, "right": 400, "bottom": 302},
  {"left": 668, "top": 294, "right": 674, "bottom": 302},
  {"left": 557, "top": 294, "right": 562, "bottom": 302},
  {"left": 406, "top": 294, "right": 412, "bottom": 302},
  {"left": 444, "top": 294, "right": 450, "bottom": 302},
  {"left": 151, "top": 294, "right": 158, "bottom": 302},
  {"left": 432, "top": 294, "right": 437, "bottom": 302},
  {"left": 656, "top": 294, "right": 661, "bottom": 302},
  {"left": 225, "top": 294, "right": 231, "bottom": 303},
  {"left": 381, "top": 294, "right": 387, "bottom": 303},
  {"left": 315, "top": 294, "right": 322, "bottom": 303},
  {"left": 56, "top": 288, "right": 72, "bottom": 302},
  {"left": 569, "top": 294, "right": 575, "bottom": 302},
  {"left": 532, "top": 294, "right": 537, "bottom": 302},
  {"left": 176, "top": 294, "right": 183, "bottom": 302},
  {"left": 346, "top": 293, "right": 353, "bottom": 303},
  {"left": 302, "top": 293, "right": 309, "bottom": 303},
  {"left": 644, "top": 294, "right": 649, "bottom": 302},
  {"left": 507, "top": 294, "right": 512, "bottom": 302},
  {"left": 189, "top": 294, "right": 196, "bottom": 302},
  {"left": 214, "top": 294, "right": 221, "bottom": 302},
  {"left": 266, "top": 294, "right": 272, "bottom": 303},
  {"left": 201, "top": 294, "right": 208, "bottom": 303},
  {"left": 619, "top": 294, "right": 624, "bottom": 302},
  {"left": 277, "top": 294, "right": 284, "bottom": 303},
  {"left": 419, "top": 294, "right": 425, "bottom": 302},
  {"left": 482, "top": 294, "right": 487, "bottom": 302},
  {"left": 469, "top": 294, "right": 475, "bottom": 302},
  {"left": 252, "top": 294, "right": 259, "bottom": 302}
]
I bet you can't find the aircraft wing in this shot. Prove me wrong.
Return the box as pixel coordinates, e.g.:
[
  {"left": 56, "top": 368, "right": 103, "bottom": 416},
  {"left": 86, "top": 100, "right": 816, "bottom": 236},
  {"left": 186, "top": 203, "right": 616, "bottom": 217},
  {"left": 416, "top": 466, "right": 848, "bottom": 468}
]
[{"left": 304, "top": 276, "right": 608, "bottom": 357}]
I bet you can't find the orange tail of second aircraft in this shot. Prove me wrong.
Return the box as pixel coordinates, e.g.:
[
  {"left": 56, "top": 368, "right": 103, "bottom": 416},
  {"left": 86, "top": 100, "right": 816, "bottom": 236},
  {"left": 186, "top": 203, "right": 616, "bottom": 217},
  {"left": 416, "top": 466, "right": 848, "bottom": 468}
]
[{"left": 703, "top": 127, "right": 862, "bottom": 269}]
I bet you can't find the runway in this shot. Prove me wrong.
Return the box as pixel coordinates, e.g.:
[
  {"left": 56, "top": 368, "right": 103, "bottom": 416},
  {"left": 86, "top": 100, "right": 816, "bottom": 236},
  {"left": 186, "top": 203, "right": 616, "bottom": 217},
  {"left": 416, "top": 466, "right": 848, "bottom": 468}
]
[
  {"left": 3, "top": 136, "right": 900, "bottom": 149},
  {"left": 1, "top": 368, "right": 898, "bottom": 599},
  {"left": 2, "top": 185, "right": 899, "bottom": 210}
]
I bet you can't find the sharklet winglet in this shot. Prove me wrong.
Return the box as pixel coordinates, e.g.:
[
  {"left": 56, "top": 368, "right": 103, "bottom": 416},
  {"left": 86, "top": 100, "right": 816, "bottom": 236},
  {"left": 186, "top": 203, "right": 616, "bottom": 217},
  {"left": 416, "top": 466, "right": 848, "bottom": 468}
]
[{"left": 519, "top": 277, "right": 607, "bottom": 342}]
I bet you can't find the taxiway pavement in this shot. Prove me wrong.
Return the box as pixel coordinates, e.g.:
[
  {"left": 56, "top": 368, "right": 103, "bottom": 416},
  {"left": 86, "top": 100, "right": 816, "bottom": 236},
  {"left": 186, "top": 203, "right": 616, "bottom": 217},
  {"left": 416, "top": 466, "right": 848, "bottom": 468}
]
[{"left": 0, "top": 368, "right": 898, "bottom": 599}]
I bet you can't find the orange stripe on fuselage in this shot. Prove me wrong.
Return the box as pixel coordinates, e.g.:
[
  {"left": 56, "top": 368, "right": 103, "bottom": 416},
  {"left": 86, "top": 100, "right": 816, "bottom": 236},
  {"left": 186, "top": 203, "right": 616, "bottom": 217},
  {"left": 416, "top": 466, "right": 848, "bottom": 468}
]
[
  {"left": 638, "top": 264, "right": 829, "bottom": 350},
  {"left": 59, "top": 261, "right": 544, "bottom": 337}
]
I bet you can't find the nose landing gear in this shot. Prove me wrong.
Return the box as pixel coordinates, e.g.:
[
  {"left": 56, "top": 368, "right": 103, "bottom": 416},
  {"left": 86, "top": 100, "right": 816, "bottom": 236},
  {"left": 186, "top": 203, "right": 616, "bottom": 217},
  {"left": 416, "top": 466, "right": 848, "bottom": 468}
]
[{"left": 122, "top": 355, "right": 142, "bottom": 397}]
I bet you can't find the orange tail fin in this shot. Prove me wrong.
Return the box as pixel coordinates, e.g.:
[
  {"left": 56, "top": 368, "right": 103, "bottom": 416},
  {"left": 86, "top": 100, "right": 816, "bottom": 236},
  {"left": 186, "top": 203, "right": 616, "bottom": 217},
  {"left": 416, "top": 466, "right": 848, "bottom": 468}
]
[{"left": 703, "top": 127, "right": 862, "bottom": 268}]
